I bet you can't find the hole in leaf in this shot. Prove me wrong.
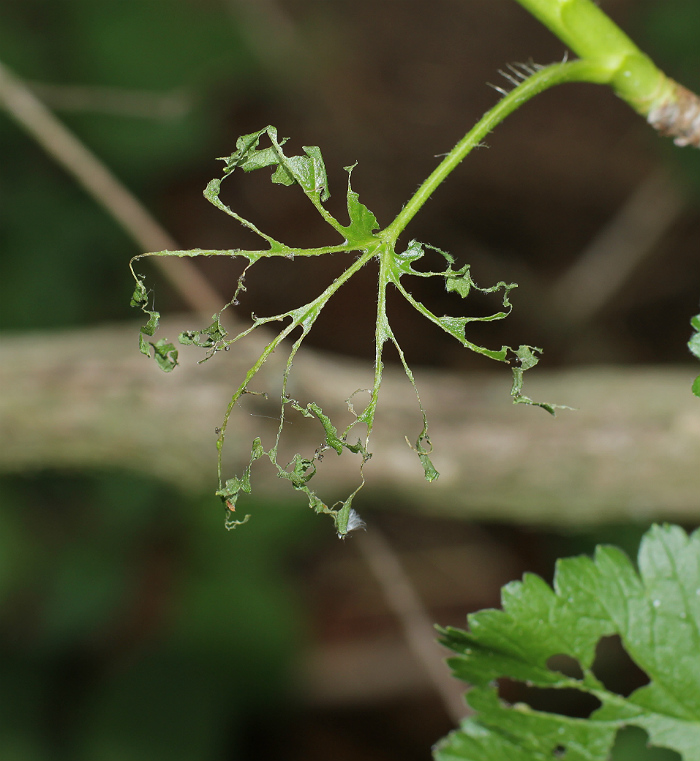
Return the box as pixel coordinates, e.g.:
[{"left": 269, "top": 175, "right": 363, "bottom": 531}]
[
  {"left": 552, "top": 745, "right": 566, "bottom": 758},
  {"left": 497, "top": 678, "right": 601, "bottom": 718},
  {"left": 610, "top": 726, "right": 681, "bottom": 760},
  {"left": 592, "top": 635, "right": 650, "bottom": 697},
  {"left": 546, "top": 653, "right": 584, "bottom": 680}
]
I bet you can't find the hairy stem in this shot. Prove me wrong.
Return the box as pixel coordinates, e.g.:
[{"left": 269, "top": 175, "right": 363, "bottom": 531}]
[
  {"left": 511, "top": 0, "right": 674, "bottom": 112},
  {"left": 382, "top": 59, "right": 608, "bottom": 241}
]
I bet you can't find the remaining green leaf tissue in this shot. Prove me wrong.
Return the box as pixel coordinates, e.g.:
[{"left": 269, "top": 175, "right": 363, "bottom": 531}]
[
  {"left": 689, "top": 314, "right": 700, "bottom": 398},
  {"left": 435, "top": 524, "right": 700, "bottom": 761}
]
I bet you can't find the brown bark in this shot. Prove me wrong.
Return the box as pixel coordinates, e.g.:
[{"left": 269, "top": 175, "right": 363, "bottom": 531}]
[
  {"left": 648, "top": 80, "right": 700, "bottom": 148},
  {"left": 3, "top": 318, "right": 700, "bottom": 525}
]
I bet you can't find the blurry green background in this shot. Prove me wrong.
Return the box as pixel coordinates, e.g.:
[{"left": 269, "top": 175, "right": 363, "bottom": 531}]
[{"left": 0, "top": 1, "right": 697, "bottom": 759}]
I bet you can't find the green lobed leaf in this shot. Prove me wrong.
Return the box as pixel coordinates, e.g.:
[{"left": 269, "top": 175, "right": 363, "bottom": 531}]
[
  {"left": 393, "top": 239, "right": 427, "bottom": 276},
  {"left": 218, "top": 126, "right": 331, "bottom": 201},
  {"left": 279, "top": 145, "right": 330, "bottom": 202},
  {"left": 221, "top": 126, "right": 283, "bottom": 174},
  {"left": 216, "top": 438, "right": 264, "bottom": 527},
  {"left": 436, "top": 687, "right": 617, "bottom": 761},
  {"left": 130, "top": 278, "right": 148, "bottom": 308},
  {"left": 435, "top": 524, "right": 700, "bottom": 761},
  {"left": 689, "top": 332, "right": 700, "bottom": 360},
  {"left": 150, "top": 339, "right": 179, "bottom": 372},
  {"left": 418, "top": 452, "right": 439, "bottom": 483},
  {"left": 406, "top": 432, "right": 440, "bottom": 483},
  {"left": 178, "top": 314, "right": 228, "bottom": 355},
  {"left": 339, "top": 165, "right": 379, "bottom": 243},
  {"left": 141, "top": 310, "right": 160, "bottom": 338},
  {"left": 690, "top": 314, "right": 700, "bottom": 397},
  {"left": 445, "top": 265, "right": 473, "bottom": 298}
]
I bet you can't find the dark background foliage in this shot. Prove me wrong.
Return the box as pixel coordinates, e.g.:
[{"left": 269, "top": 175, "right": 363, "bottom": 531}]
[{"left": 0, "top": 1, "right": 696, "bottom": 758}]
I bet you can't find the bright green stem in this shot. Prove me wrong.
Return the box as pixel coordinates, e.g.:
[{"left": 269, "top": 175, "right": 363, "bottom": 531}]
[
  {"left": 512, "top": 0, "right": 672, "bottom": 112},
  {"left": 382, "top": 59, "right": 608, "bottom": 241}
]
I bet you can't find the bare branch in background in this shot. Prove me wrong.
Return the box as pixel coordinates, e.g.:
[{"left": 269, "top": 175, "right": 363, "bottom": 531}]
[
  {"left": 0, "top": 59, "right": 220, "bottom": 320},
  {"left": 227, "top": 0, "right": 303, "bottom": 72},
  {"left": 357, "top": 528, "right": 470, "bottom": 724},
  {"left": 3, "top": 319, "right": 700, "bottom": 525},
  {"left": 26, "top": 81, "right": 192, "bottom": 119},
  {"left": 550, "top": 167, "right": 686, "bottom": 326}
]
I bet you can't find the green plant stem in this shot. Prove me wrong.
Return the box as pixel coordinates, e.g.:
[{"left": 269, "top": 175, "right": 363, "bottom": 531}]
[
  {"left": 381, "top": 59, "right": 608, "bottom": 242},
  {"left": 511, "top": 0, "right": 673, "bottom": 111},
  {"left": 514, "top": 0, "right": 643, "bottom": 62}
]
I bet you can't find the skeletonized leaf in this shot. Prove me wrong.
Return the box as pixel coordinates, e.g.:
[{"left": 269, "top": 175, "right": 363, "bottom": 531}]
[{"left": 131, "top": 124, "right": 566, "bottom": 536}]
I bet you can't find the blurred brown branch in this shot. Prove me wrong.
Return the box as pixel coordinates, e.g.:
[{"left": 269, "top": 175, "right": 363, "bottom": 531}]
[
  {"left": 25, "top": 81, "right": 192, "bottom": 119},
  {"left": 3, "top": 318, "right": 700, "bottom": 525},
  {"left": 357, "top": 528, "right": 470, "bottom": 723},
  {"left": 0, "top": 59, "right": 220, "bottom": 320},
  {"left": 551, "top": 167, "right": 686, "bottom": 326}
]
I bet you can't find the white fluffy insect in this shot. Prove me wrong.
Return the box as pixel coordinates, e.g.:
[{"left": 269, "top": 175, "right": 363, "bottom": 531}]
[{"left": 338, "top": 508, "right": 366, "bottom": 538}]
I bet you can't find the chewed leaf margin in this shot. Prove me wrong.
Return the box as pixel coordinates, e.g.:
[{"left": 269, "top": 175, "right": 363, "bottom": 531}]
[
  {"left": 435, "top": 523, "right": 700, "bottom": 761},
  {"left": 388, "top": 239, "right": 562, "bottom": 412}
]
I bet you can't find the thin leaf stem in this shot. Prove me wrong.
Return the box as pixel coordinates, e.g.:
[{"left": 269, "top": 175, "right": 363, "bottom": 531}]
[
  {"left": 382, "top": 59, "right": 609, "bottom": 242},
  {"left": 129, "top": 241, "right": 357, "bottom": 268},
  {"left": 359, "top": 244, "right": 392, "bottom": 442},
  {"left": 217, "top": 243, "right": 377, "bottom": 484},
  {"left": 308, "top": 194, "right": 350, "bottom": 239}
]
